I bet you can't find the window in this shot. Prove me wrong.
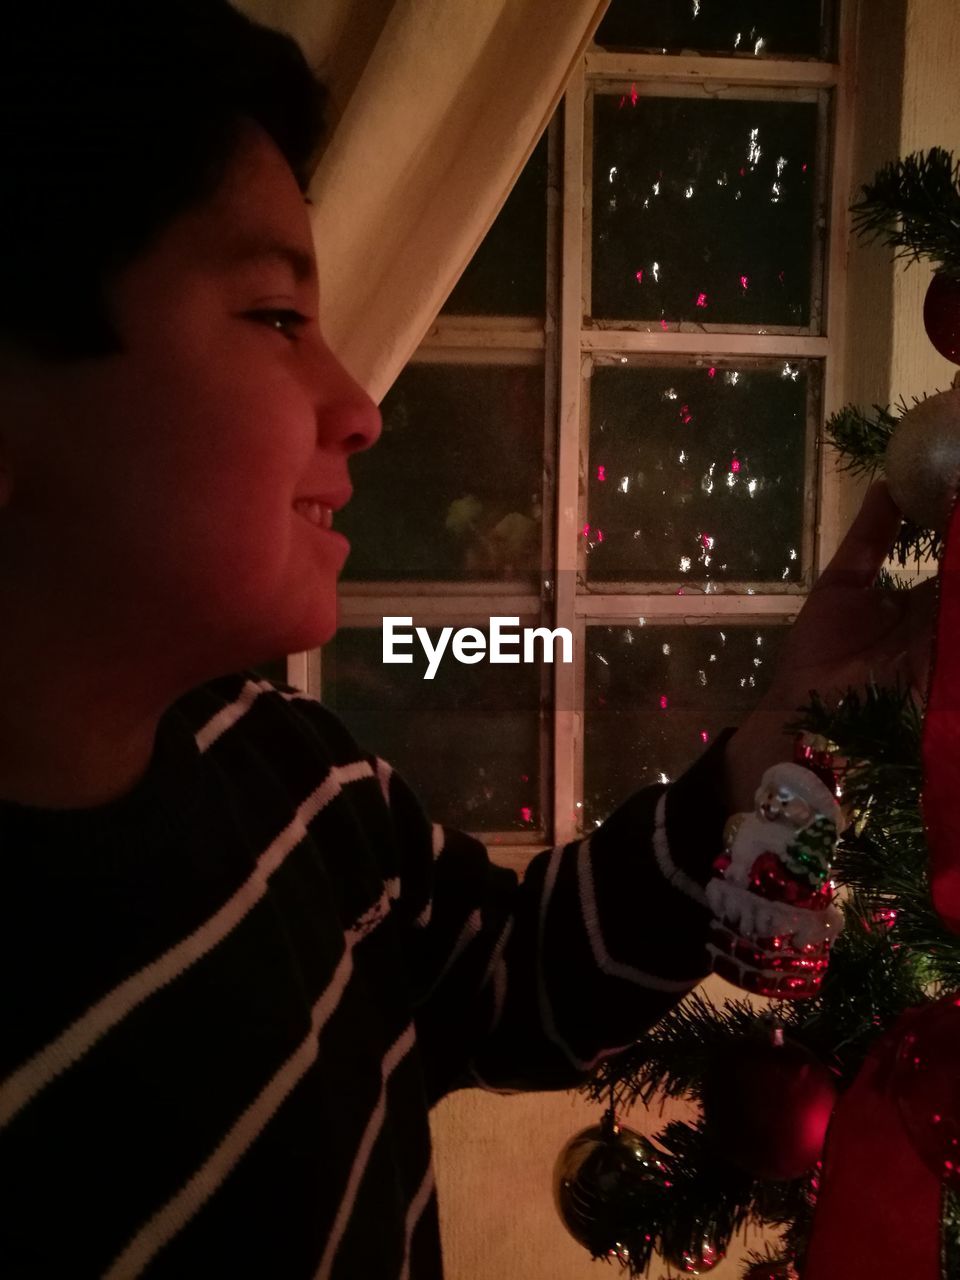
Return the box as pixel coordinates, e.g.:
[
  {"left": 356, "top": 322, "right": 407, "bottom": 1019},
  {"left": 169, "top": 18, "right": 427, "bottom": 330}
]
[{"left": 271, "top": 1, "right": 856, "bottom": 860}]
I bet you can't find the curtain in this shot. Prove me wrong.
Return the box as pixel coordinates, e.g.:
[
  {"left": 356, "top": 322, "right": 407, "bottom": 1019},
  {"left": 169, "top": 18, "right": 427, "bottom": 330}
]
[{"left": 237, "top": 0, "right": 610, "bottom": 403}]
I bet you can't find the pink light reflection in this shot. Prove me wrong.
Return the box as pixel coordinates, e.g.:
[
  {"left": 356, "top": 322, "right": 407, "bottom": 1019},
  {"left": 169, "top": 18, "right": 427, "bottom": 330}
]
[
  {"left": 739, "top": 274, "right": 749, "bottom": 290},
  {"left": 635, "top": 269, "right": 644, "bottom": 283},
  {"left": 700, "top": 730, "right": 709, "bottom": 743},
  {"left": 731, "top": 459, "right": 741, "bottom": 472},
  {"left": 597, "top": 465, "right": 606, "bottom": 482},
  {"left": 696, "top": 292, "right": 708, "bottom": 308},
  {"left": 630, "top": 82, "right": 638, "bottom": 106},
  {"left": 659, "top": 695, "right": 668, "bottom": 710},
  {"left": 582, "top": 523, "right": 590, "bottom": 538},
  {"left": 519, "top": 806, "right": 533, "bottom": 823},
  {"left": 708, "top": 366, "right": 716, "bottom": 378}
]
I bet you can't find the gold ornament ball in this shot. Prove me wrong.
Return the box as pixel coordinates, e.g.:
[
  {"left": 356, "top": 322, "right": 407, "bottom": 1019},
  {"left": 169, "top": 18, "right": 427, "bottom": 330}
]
[
  {"left": 662, "top": 1230, "right": 725, "bottom": 1273},
  {"left": 884, "top": 388, "right": 960, "bottom": 531},
  {"left": 553, "top": 1117, "right": 668, "bottom": 1262}
]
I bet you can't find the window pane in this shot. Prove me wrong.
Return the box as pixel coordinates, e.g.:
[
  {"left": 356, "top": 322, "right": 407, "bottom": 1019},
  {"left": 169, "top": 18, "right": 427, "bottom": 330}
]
[
  {"left": 441, "top": 131, "right": 549, "bottom": 318},
  {"left": 321, "top": 626, "right": 544, "bottom": 834},
  {"left": 592, "top": 94, "right": 820, "bottom": 327},
  {"left": 583, "top": 622, "right": 788, "bottom": 826},
  {"left": 594, "top": 0, "right": 832, "bottom": 59},
  {"left": 585, "top": 359, "right": 812, "bottom": 584},
  {"left": 339, "top": 364, "right": 545, "bottom": 584}
]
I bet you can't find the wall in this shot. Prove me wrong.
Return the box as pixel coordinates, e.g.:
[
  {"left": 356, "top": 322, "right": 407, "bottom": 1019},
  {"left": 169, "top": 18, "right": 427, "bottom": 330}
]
[
  {"left": 891, "top": 0, "right": 960, "bottom": 403},
  {"left": 432, "top": 1, "right": 960, "bottom": 1277},
  {"left": 841, "top": 0, "right": 960, "bottom": 534}
]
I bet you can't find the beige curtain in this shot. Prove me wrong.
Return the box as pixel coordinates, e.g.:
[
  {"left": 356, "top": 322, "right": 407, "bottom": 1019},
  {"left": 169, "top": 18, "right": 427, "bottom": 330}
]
[{"left": 237, "top": 0, "right": 610, "bottom": 404}]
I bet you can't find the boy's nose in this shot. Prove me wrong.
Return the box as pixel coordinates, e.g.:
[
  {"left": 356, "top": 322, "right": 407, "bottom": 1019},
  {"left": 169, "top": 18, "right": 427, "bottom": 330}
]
[{"left": 314, "top": 344, "right": 383, "bottom": 455}]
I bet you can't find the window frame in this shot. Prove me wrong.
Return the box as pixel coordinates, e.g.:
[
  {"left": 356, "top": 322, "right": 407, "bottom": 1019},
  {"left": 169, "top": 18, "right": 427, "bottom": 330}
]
[{"left": 286, "top": 0, "right": 860, "bottom": 869}]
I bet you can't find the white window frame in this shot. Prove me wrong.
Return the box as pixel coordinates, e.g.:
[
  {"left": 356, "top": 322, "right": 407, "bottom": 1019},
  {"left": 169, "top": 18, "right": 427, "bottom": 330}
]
[{"left": 288, "top": 1, "right": 860, "bottom": 869}]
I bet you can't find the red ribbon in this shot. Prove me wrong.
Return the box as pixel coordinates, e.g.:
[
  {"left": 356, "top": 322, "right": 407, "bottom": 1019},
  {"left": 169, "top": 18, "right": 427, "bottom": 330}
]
[
  {"left": 924, "top": 489, "right": 960, "bottom": 934},
  {"left": 804, "top": 1009, "right": 943, "bottom": 1279}
]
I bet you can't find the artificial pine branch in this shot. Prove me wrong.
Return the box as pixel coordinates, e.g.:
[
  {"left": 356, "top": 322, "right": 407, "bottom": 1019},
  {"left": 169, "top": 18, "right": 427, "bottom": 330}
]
[
  {"left": 588, "top": 993, "right": 772, "bottom": 1108},
  {"left": 652, "top": 1119, "right": 758, "bottom": 1269},
  {"left": 890, "top": 519, "right": 943, "bottom": 567},
  {"left": 740, "top": 1243, "right": 801, "bottom": 1278},
  {"left": 825, "top": 402, "right": 897, "bottom": 476},
  {"left": 824, "top": 400, "right": 943, "bottom": 565},
  {"left": 945, "top": 1189, "right": 960, "bottom": 1279},
  {"left": 851, "top": 147, "right": 960, "bottom": 276},
  {"left": 785, "top": 898, "right": 929, "bottom": 1087},
  {"left": 789, "top": 684, "right": 923, "bottom": 772}
]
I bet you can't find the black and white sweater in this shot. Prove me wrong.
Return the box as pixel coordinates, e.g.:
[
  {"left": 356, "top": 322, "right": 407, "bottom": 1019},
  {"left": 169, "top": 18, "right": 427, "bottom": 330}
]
[{"left": 0, "top": 671, "right": 732, "bottom": 1279}]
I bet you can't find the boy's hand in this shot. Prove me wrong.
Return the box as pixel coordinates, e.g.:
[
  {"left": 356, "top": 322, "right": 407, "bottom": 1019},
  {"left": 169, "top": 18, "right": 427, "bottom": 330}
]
[
  {"left": 723, "top": 480, "right": 938, "bottom": 812},
  {"left": 764, "top": 479, "right": 936, "bottom": 708}
]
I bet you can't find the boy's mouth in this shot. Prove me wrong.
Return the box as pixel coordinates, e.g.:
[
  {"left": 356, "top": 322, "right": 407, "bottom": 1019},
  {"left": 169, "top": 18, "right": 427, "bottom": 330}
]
[{"left": 293, "top": 499, "right": 334, "bottom": 530}]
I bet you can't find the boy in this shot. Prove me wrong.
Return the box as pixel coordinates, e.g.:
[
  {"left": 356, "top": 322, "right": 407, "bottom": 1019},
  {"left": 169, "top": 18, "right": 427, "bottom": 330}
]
[{"left": 0, "top": 3, "right": 933, "bottom": 1277}]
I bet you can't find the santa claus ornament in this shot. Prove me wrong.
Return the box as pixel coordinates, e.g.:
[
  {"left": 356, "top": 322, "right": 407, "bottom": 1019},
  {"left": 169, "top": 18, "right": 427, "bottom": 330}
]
[{"left": 705, "top": 763, "right": 844, "bottom": 997}]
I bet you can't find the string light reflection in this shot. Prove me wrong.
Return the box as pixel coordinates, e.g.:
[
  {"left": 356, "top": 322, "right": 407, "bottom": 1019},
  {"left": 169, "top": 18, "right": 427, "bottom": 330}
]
[
  {"left": 586, "top": 357, "right": 808, "bottom": 585},
  {"left": 748, "top": 127, "right": 761, "bottom": 168}
]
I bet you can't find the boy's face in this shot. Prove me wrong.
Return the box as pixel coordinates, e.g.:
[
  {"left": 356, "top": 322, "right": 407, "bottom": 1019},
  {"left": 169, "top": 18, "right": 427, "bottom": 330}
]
[{"left": 0, "top": 122, "right": 381, "bottom": 688}]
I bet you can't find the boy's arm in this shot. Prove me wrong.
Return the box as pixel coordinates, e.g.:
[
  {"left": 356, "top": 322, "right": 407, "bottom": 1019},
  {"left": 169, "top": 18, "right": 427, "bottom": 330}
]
[{"left": 373, "top": 731, "right": 735, "bottom": 1104}]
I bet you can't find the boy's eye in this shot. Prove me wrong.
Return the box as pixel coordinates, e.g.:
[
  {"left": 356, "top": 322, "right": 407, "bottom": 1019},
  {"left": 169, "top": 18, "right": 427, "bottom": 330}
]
[{"left": 244, "top": 308, "right": 310, "bottom": 341}]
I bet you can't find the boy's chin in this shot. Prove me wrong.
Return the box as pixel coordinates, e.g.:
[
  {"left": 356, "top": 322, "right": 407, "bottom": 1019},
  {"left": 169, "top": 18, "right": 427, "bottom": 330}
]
[{"left": 280, "top": 606, "right": 340, "bottom": 656}]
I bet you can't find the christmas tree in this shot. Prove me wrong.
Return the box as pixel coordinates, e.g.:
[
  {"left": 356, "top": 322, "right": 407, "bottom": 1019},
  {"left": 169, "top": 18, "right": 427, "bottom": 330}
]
[{"left": 554, "top": 148, "right": 960, "bottom": 1279}]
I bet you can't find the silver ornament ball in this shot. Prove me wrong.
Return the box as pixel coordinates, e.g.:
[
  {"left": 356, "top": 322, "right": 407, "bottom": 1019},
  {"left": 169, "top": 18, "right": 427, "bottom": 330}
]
[{"left": 884, "top": 388, "right": 960, "bottom": 531}]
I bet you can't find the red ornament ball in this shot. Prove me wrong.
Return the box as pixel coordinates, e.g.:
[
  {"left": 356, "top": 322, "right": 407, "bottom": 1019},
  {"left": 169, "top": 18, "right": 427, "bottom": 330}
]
[
  {"left": 701, "top": 1034, "right": 838, "bottom": 1180},
  {"left": 893, "top": 992, "right": 960, "bottom": 1186},
  {"left": 924, "top": 271, "right": 960, "bottom": 365}
]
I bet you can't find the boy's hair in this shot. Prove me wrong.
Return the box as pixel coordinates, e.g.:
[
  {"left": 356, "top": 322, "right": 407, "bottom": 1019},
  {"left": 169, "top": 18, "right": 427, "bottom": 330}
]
[{"left": 0, "top": 1, "right": 326, "bottom": 360}]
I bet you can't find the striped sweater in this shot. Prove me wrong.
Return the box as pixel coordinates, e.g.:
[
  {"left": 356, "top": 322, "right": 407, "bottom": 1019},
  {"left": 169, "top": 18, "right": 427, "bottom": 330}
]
[{"left": 0, "top": 670, "right": 732, "bottom": 1279}]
